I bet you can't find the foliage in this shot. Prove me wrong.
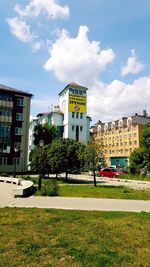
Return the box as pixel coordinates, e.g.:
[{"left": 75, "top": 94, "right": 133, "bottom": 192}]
[
  {"left": 48, "top": 138, "right": 84, "bottom": 179},
  {"left": 33, "top": 123, "right": 57, "bottom": 146},
  {"left": 29, "top": 145, "right": 51, "bottom": 176},
  {"left": 82, "top": 138, "right": 105, "bottom": 186},
  {"left": 48, "top": 139, "right": 66, "bottom": 177},
  {"left": 140, "top": 121, "right": 150, "bottom": 171},
  {"left": 40, "top": 179, "right": 58, "bottom": 196},
  {"left": 129, "top": 148, "right": 144, "bottom": 174},
  {"left": 129, "top": 121, "right": 150, "bottom": 173}
]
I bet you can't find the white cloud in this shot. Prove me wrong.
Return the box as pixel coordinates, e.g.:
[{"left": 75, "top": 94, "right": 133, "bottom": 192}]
[
  {"left": 121, "top": 49, "right": 144, "bottom": 77},
  {"left": 7, "top": 17, "right": 33, "bottom": 43},
  {"left": 14, "top": 0, "right": 70, "bottom": 19},
  {"left": 44, "top": 25, "right": 115, "bottom": 85},
  {"left": 6, "top": 17, "right": 43, "bottom": 52},
  {"left": 88, "top": 77, "right": 150, "bottom": 122}
]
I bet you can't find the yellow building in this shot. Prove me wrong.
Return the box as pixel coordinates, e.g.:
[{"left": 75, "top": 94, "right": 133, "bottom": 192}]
[{"left": 91, "top": 111, "right": 150, "bottom": 167}]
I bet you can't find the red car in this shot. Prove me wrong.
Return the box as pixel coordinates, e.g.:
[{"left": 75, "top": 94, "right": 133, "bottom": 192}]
[{"left": 98, "top": 168, "right": 122, "bottom": 178}]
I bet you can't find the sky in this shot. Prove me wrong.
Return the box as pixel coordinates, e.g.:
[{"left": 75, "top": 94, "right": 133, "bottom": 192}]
[{"left": 1, "top": 0, "right": 150, "bottom": 124}]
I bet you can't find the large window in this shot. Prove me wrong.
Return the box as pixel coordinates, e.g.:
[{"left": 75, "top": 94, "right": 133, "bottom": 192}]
[
  {"left": 0, "top": 139, "right": 11, "bottom": 153},
  {"left": 0, "top": 157, "right": 7, "bottom": 165},
  {"left": 17, "top": 98, "right": 24, "bottom": 107},
  {"left": 0, "top": 108, "right": 12, "bottom": 116},
  {"left": 16, "top": 113, "right": 23, "bottom": 121},
  {"left": 72, "top": 112, "right": 75, "bottom": 118},
  {"left": 80, "top": 113, "right": 83, "bottom": 119},
  {"left": 15, "top": 127, "right": 22, "bottom": 135},
  {"left": 0, "top": 123, "right": 11, "bottom": 137},
  {"left": 0, "top": 94, "right": 12, "bottom": 101}
]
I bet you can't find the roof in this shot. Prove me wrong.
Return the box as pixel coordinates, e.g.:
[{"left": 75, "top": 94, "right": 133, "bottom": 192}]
[
  {"left": 58, "top": 82, "right": 88, "bottom": 96},
  {"left": 0, "top": 84, "right": 33, "bottom": 97}
]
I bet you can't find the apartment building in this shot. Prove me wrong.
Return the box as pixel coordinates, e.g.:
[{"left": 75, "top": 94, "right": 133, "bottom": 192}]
[
  {"left": 91, "top": 111, "right": 150, "bottom": 167},
  {"left": 0, "top": 84, "right": 32, "bottom": 173},
  {"left": 29, "top": 82, "right": 91, "bottom": 156}
]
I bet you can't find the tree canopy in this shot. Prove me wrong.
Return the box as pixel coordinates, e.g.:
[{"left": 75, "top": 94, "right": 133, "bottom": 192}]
[{"left": 33, "top": 123, "right": 57, "bottom": 146}]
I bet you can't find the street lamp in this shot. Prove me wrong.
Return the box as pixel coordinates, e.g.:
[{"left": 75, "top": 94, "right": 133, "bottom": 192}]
[
  {"left": 38, "top": 139, "right": 44, "bottom": 190},
  {"left": 13, "top": 147, "right": 19, "bottom": 177}
]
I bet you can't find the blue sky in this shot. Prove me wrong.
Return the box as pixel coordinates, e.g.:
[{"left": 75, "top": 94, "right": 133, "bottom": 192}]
[{"left": 1, "top": 0, "right": 150, "bottom": 123}]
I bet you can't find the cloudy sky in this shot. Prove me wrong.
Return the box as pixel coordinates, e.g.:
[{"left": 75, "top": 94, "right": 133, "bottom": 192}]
[{"left": 1, "top": 0, "right": 150, "bottom": 123}]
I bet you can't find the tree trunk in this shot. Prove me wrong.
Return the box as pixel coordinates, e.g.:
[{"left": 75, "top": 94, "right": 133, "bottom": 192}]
[
  {"left": 65, "top": 171, "right": 68, "bottom": 181},
  {"left": 93, "top": 170, "right": 97, "bottom": 187}
]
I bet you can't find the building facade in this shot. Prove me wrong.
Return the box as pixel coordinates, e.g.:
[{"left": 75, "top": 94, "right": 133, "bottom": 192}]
[
  {"left": 29, "top": 82, "right": 91, "bottom": 157},
  {"left": 59, "top": 82, "right": 91, "bottom": 142},
  {"left": 91, "top": 111, "right": 150, "bottom": 167},
  {"left": 0, "top": 84, "right": 32, "bottom": 173}
]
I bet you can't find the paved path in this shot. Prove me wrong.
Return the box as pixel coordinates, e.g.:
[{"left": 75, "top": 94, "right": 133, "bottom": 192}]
[
  {"left": 0, "top": 182, "right": 150, "bottom": 212},
  {"left": 66, "top": 173, "right": 150, "bottom": 190}
]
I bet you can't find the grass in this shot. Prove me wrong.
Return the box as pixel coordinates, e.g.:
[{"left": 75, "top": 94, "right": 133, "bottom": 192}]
[
  {"left": 0, "top": 208, "right": 150, "bottom": 267},
  {"left": 58, "top": 184, "right": 150, "bottom": 200},
  {"left": 120, "top": 173, "right": 150, "bottom": 182},
  {"left": 25, "top": 175, "right": 150, "bottom": 200}
]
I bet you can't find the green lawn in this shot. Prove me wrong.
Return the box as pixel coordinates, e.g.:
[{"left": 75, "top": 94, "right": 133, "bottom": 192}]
[
  {"left": 120, "top": 173, "right": 150, "bottom": 182},
  {"left": 0, "top": 208, "right": 150, "bottom": 267},
  {"left": 58, "top": 184, "right": 150, "bottom": 200}
]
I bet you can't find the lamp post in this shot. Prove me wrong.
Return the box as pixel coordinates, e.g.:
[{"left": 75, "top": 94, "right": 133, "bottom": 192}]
[
  {"left": 13, "top": 147, "right": 19, "bottom": 178},
  {"left": 38, "top": 139, "right": 44, "bottom": 190}
]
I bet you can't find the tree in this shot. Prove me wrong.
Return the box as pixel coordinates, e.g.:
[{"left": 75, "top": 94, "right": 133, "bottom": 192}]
[
  {"left": 48, "top": 139, "right": 66, "bottom": 179},
  {"left": 33, "top": 123, "right": 57, "bottom": 146},
  {"left": 48, "top": 138, "right": 84, "bottom": 180},
  {"left": 140, "top": 121, "right": 150, "bottom": 171},
  {"left": 129, "top": 148, "right": 144, "bottom": 174}
]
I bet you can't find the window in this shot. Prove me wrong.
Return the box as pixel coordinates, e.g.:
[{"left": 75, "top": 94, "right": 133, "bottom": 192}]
[
  {"left": 80, "top": 126, "right": 83, "bottom": 131},
  {"left": 72, "top": 125, "right": 75, "bottom": 131},
  {"left": 80, "top": 113, "right": 83, "bottom": 119},
  {"left": 13, "top": 158, "right": 20, "bottom": 165},
  {"left": 76, "top": 112, "right": 79, "bottom": 119},
  {"left": 69, "top": 88, "right": 74, "bottom": 94},
  {"left": 0, "top": 157, "right": 7, "bottom": 165},
  {"left": 72, "top": 112, "right": 75, "bottom": 118},
  {"left": 15, "top": 127, "right": 22, "bottom": 135},
  {"left": 14, "top": 142, "right": 21, "bottom": 150},
  {"left": 17, "top": 98, "right": 24, "bottom": 106},
  {"left": 134, "top": 133, "right": 137, "bottom": 138},
  {"left": 79, "top": 90, "right": 83, "bottom": 95},
  {"left": 75, "top": 89, "right": 78, "bottom": 94},
  {"left": 0, "top": 123, "right": 11, "bottom": 137},
  {"left": 16, "top": 113, "right": 23, "bottom": 121},
  {"left": 0, "top": 108, "right": 12, "bottom": 117},
  {"left": 0, "top": 94, "right": 12, "bottom": 101}
]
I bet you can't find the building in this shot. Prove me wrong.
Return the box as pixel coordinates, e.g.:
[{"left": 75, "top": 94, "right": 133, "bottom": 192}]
[
  {"left": 91, "top": 111, "right": 150, "bottom": 167},
  {"left": 58, "top": 82, "right": 91, "bottom": 142},
  {"left": 0, "top": 84, "right": 32, "bottom": 173},
  {"left": 29, "top": 82, "right": 91, "bottom": 156}
]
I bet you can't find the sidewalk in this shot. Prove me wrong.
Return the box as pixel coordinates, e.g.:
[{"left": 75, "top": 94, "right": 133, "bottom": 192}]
[{"left": 0, "top": 183, "right": 150, "bottom": 212}]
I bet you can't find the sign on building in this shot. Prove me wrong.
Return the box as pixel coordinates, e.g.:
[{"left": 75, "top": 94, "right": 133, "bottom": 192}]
[{"left": 68, "top": 94, "right": 86, "bottom": 113}]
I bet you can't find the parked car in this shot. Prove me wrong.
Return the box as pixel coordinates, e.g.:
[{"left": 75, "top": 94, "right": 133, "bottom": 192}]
[{"left": 98, "top": 168, "right": 123, "bottom": 178}]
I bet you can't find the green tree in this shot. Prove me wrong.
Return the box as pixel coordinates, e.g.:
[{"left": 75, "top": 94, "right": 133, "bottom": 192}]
[
  {"left": 48, "top": 138, "right": 83, "bottom": 181},
  {"left": 140, "top": 121, "right": 150, "bottom": 171},
  {"left": 33, "top": 123, "right": 57, "bottom": 146},
  {"left": 48, "top": 139, "right": 65, "bottom": 179},
  {"left": 129, "top": 148, "right": 144, "bottom": 174}
]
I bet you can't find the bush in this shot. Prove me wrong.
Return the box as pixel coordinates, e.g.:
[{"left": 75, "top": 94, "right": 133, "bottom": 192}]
[{"left": 41, "top": 179, "right": 58, "bottom": 196}]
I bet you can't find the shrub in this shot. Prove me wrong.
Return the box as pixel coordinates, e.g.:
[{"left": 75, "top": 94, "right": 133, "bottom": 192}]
[{"left": 41, "top": 179, "right": 58, "bottom": 196}]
